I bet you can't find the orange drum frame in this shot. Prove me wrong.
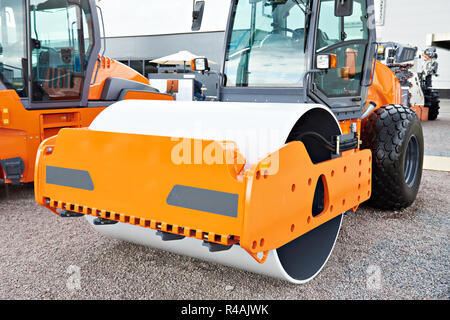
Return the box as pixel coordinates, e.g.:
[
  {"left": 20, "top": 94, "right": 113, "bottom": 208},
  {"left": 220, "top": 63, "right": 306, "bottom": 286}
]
[
  {"left": 35, "top": 128, "right": 372, "bottom": 264},
  {"left": 33, "top": 61, "right": 397, "bottom": 265}
]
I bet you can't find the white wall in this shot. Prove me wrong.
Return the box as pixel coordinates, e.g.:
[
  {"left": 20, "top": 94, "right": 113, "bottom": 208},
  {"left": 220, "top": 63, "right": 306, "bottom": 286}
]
[
  {"left": 97, "top": 0, "right": 450, "bottom": 89},
  {"left": 375, "top": 0, "right": 450, "bottom": 89},
  {"left": 96, "top": 0, "right": 232, "bottom": 37}
]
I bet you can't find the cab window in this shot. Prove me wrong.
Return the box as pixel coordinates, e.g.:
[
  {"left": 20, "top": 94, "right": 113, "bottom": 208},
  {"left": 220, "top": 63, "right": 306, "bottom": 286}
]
[
  {"left": 224, "top": 0, "right": 307, "bottom": 87},
  {"left": 314, "top": 0, "right": 369, "bottom": 98},
  {"left": 0, "top": 0, "right": 27, "bottom": 97},
  {"left": 30, "top": 0, "right": 92, "bottom": 102}
]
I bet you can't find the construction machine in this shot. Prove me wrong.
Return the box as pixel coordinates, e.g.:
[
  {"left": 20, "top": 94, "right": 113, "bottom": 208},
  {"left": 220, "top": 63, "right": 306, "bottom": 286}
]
[
  {"left": 0, "top": 0, "right": 172, "bottom": 185},
  {"left": 35, "top": 0, "right": 424, "bottom": 284},
  {"left": 377, "top": 42, "right": 440, "bottom": 120}
]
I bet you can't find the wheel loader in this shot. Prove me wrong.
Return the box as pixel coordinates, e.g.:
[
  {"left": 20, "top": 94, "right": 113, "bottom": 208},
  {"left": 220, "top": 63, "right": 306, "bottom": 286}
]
[
  {"left": 35, "top": 0, "right": 424, "bottom": 284},
  {"left": 377, "top": 42, "right": 440, "bottom": 120},
  {"left": 0, "top": 0, "right": 172, "bottom": 185}
]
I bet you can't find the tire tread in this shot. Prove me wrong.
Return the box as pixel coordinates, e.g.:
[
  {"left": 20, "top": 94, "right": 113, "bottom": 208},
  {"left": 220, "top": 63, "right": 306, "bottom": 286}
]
[{"left": 362, "top": 104, "right": 423, "bottom": 210}]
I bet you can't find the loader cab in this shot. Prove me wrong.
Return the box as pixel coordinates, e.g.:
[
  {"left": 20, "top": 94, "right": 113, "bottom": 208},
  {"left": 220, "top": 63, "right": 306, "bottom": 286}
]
[
  {"left": 220, "top": 0, "right": 376, "bottom": 120},
  {"left": 0, "top": 0, "right": 100, "bottom": 108}
]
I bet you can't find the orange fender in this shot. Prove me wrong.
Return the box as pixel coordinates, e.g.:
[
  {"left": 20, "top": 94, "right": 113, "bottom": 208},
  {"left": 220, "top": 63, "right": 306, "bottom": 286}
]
[{"left": 367, "top": 61, "right": 402, "bottom": 109}]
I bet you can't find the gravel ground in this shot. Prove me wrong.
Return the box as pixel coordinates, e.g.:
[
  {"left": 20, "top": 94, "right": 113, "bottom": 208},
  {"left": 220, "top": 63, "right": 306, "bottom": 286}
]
[{"left": 0, "top": 104, "right": 449, "bottom": 300}]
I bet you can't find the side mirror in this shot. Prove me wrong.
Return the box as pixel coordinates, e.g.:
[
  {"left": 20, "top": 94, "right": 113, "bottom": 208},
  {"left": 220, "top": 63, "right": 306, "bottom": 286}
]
[
  {"left": 316, "top": 54, "right": 338, "bottom": 70},
  {"left": 191, "top": 57, "right": 210, "bottom": 73},
  {"left": 192, "top": 0, "right": 205, "bottom": 31},
  {"left": 335, "top": 0, "right": 354, "bottom": 17}
]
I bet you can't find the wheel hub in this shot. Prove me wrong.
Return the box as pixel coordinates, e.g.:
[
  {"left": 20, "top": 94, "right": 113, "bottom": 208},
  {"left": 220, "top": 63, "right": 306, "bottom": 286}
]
[{"left": 404, "top": 135, "right": 420, "bottom": 187}]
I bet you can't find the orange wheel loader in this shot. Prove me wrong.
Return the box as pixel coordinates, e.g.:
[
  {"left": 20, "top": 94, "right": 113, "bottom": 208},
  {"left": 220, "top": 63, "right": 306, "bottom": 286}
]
[
  {"left": 35, "top": 0, "right": 423, "bottom": 283},
  {"left": 0, "top": 0, "right": 173, "bottom": 185}
]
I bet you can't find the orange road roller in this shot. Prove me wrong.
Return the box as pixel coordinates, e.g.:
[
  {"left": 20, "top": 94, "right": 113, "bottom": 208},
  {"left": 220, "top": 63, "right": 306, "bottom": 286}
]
[
  {"left": 35, "top": 0, "right": 424, "bottom": 283},
  {"left": 0, "top": 0, "right": 173, "bottom": 185}
]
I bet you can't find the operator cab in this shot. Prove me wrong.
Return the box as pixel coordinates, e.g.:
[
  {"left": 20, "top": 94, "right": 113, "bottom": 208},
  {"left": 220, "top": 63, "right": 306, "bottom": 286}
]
[
  {"left": 217, "top": 0, "right": 376, "bottom": 120},
  {"left": 0, "top": 0, "right": 99, "bottom": 108}
]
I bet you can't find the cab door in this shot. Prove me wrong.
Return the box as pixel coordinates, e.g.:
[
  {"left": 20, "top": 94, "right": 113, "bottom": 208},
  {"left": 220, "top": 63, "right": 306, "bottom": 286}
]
[
  {"left": 309, "top": 0, "right": 376, "bottom": 120},
  {"left": 29, "top": 0, "right": 94, "bottom": 105}
]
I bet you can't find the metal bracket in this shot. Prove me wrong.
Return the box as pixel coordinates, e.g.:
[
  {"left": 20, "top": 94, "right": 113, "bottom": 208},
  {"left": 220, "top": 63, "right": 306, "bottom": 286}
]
[
  {"left": 246, "top": 250, "right": 269, "bottom": 264},
  {"left": 156, "top": 231, "right": 186, "bottom": 241},
  {"left": 58, "top": 210, "right": 84, "bottom": 218},
  {"left": 93, "top": 217, "right": 118, "bottom": 226},
  {"left": 332, "top": 133, "right": 359, "bottom": 155},
  {"left": 0, "top": 157, "right": 25, "bottom": 185},
  {"left": 202, "top": 241, "right": 233, "bottom": 253}
]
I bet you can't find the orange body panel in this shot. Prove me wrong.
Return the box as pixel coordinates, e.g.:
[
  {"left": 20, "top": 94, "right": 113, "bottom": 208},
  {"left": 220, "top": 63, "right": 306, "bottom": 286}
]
[
  {"left": 0, "top": 57, "right": 173, "bottom": 184},
  {"left": 0, "top": 91, "right": 104, "bottom": 183},
  {"left": 411, "top": 105, "right": 429, "bottom": 121},
  {"left": 36, "top": 131, "right": 247, "bottom": 244},
  {"left": 88, "top": 57, "right": 150, "bottom": 100},
  {"left": 121, "top": 91, "right": 175, "bottom": 101},
  {"left": 35, "top": 128, "right": 372, "bottom": 262},
  {"left": 241, "top": 143, "right": 372, "bottom": 256},
  {"left": 367, "top": 61, "right": 402, "bottom": 109}
]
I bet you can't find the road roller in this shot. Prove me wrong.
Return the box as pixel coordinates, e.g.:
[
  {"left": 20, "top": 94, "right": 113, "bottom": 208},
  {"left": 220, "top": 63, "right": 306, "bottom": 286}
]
[
  {"left": 34, "top": 0, "right": 424, "bottom": 284},
  {"left": 0, "top": 0, "right": 172, "bottom": 185}
]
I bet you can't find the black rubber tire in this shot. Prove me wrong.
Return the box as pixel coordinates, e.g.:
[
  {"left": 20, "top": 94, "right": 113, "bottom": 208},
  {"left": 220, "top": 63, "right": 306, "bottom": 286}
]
[
  {"left": 424, "top": 89, "right": 440, "bottom": 121},
  {"left": 361, "top": 105, "right": 424, "bottom": 210}
]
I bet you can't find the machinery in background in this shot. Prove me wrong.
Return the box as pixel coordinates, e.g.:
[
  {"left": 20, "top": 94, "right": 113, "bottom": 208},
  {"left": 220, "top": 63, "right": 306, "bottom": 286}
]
[
  {"left": 35, "top": 0, "right": 424, "bottom": 284},
  {"left": 377, "top": 42, "right": 440, "bottom": 120},
  {"left": 0, "top": 0, "right": 172, "bottom": 185}
]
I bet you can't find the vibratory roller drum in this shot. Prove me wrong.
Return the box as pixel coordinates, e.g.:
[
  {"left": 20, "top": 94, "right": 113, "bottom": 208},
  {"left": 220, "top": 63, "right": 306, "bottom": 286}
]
[{"left": 83, "top": 100, "right": 344, "bottom": 284}]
